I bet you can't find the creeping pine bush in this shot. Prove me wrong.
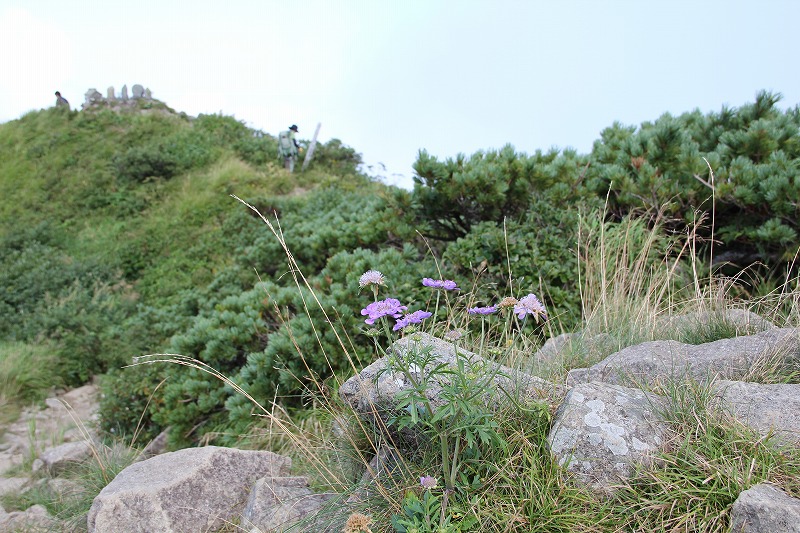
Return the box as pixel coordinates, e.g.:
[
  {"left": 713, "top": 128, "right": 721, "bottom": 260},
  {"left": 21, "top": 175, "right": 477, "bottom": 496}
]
[{"left": 586, "top": 90, "right": 800, "bottom": 269}]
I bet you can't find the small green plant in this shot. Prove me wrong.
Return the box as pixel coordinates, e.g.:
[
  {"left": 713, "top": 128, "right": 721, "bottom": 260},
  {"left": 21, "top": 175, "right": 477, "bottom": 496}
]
[
  {"left": 385, "top": 342, "right": 508, "bottom": 492},
  {"left": 391, "top": 476, "right": 477, "bottom": 533}
]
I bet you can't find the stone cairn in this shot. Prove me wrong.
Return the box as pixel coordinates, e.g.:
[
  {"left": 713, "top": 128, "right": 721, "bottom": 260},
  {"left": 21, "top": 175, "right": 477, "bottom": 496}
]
[{"left": 82, "top": 84, "right": 155, "bottom": 109}]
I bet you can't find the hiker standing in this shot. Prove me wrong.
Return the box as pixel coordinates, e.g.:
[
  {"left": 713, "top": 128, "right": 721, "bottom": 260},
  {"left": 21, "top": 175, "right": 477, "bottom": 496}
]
[
  {"left": 278, "top": 124, "right": 301, "bottom": 172},
  {"left": 54, "top": 91, "right": 69, "bottom": 109}
]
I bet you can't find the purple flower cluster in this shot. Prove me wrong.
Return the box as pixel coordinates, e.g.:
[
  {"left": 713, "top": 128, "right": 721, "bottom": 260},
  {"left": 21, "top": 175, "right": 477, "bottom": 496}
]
[
  {"left": 361, "top": 298, "right": 407, "bottom": 325},
  {"left": 514, "top": 293, "right": 547, "bottom": 320},
  {"left": 467, "top": 305, "right": 497, "bottom": 315},
  {"left": 422, "top": 278, "right": 459, "bottom": 291},
  {"left": 393, "top": 310, "right": 433, "bottom": 331}
]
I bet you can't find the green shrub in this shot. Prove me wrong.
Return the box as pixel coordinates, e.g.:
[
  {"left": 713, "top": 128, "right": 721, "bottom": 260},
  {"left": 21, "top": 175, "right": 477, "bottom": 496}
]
[
  {"left": 411, "top": 145, "right": 589, "bottom": 241},
  {"left": 443, "top": 199, "right": 589, "bottom": 328},
  {"left": 586, "top": 90, "right": 800, "bottom": 270}
]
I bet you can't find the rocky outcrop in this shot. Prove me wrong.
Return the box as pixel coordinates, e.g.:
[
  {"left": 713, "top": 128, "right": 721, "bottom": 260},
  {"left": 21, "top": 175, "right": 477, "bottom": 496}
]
[
  {"left": 0, "top": 477, "right": 27, "bottom": 498},
  {"left": 82, "top": 84, "right": 154, "bottom": 109},
  {"left": 730, "top": 483, "right": 800, "bottom": 532},
  {"left": 3, "top": 318, "right": 798, "bottom": 531},
  {"left": 567, "top": 328, "right": 800, "bottom": 387},
  {"left": 547, "top": 381, "right": 668, "bottom": 493},
  {"left": 87, "top": 446, "right": 291, "bottom": 532},
  {"left": 532, "top": 332, "right": 619, "bottom": 369},
  {"left": 0, "top": 384, "right": 98, "bottom": 470}
]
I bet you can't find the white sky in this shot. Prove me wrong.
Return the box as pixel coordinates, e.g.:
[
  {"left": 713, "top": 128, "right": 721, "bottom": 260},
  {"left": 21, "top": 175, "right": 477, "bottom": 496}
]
[{"left": 1, "top": 0, "right": 798, "bottom": 189}]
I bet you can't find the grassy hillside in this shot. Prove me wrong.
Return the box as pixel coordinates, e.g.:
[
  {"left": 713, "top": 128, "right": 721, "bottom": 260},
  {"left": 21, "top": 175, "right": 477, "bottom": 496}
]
[{"left": 0, "top": 102, "right": 382, "bottom": 420}]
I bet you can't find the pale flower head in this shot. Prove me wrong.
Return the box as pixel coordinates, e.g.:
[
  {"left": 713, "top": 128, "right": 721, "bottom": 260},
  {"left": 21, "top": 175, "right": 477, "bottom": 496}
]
[
  {"left": 420, "top": 475, "right": 438, "bottom": 489},
  {"left": 343, "top": 512, "right": 372, "bottom": 533},
  {"left": 443, "top": 328, "right": 465, "bottom": 341},
  {"left": 514, "top": 293, "right": 547, "bottom": 321},
  {"left": 358, "top": 270, "right": 386, "bottom": 288},
  {"left": 498, "top": 296, "right": 519, "bottom": 309}
]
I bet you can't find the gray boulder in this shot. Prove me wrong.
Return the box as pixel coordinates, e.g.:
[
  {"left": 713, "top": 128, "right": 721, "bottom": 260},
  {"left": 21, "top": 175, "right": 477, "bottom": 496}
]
[
  {"left": 120, "top": 84, "right": 128, "bottom": 100},
  {"left": 712, "top": 380, "right": 800, "bottom": 446},
  {"left": 567, "top": 328, "right": 800, "bottom": 388},
  {"left": 0, "top": 504, "right": 55, "bottom": 532},
  {"left": 131, "top": 84, "right": 144, "bottom": 99},
  {"left": 547, "top": 381, "right": 667, "bottom": 493},
  {"left": 730, "top": 483, "right": 800, "bottom": 532},
  {"left": 242, "top": 476, "right": 336, "bottom": 532},
  {"left": 0, "top": 477, "right": 28, "bottom": 498},
  {"left": 32, "top": 440, "right": 93, "bottom": 475},
  {"left": 340, "top": 333, "right": 559, "bottom": 422},
  {"left": 87, "top": 446, "right": 291, "bottom": 533}
]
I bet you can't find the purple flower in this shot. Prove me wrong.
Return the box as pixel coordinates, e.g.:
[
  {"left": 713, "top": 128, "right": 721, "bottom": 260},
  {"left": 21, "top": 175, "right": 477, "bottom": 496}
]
[
  {"left": 422, "top": 278, "right": 459, "bottom": 291},
  {"left": 467, "top": 305, "right": 498, "bottom": 315},
  {"left": 361, "top": 298, "right": 407, "bottom": 325},
  {"left": 420, "top": 475, "right": 438, "bottom": 489},
  {"left": 392, "top": 310, "right": 433, "bottom": 331},
  {"left": 514, "top": 293, "right": 547, "bottom": 320}
]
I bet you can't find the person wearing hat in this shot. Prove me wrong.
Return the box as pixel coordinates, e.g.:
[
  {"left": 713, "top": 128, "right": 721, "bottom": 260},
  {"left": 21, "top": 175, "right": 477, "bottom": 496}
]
[
  {"left": 54, "top": 91, "right": 70, "bottom": 109},
  {"left": 278, "top": 124, "right": 302, "bottom": 172}
]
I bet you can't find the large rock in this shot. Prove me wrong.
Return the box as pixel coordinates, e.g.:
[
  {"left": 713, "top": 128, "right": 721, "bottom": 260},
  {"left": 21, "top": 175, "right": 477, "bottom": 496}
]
[
  {"left": 712, "top": 380, "right": 800, "bottom": 446},
  {"left": 241, "top": 476, "right": 336, "bottom": 532},
  {"left": 340, "top": 333, "right": 559, "bottom": 423},
  {"left": 547, "top": 381, "right": 667, "bottom": 493},
  {"left": 730, "top": 483, "right": 800, "bottom": 532},
  {"left": 87, "top": 446, "right": 291, "bottom": 532},
  {"left": 567, "top": 328, "right": 800, "bottom": 388}
]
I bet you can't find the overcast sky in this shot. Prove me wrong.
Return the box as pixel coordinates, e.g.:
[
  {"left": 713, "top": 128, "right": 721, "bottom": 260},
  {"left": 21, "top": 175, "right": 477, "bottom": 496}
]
[{"left": 2, "top": 0, "right": 798, "bottom": 189}]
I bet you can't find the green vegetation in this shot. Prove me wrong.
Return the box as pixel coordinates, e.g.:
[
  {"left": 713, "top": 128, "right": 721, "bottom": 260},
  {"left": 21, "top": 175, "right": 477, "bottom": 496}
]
[{"left": 1, "top": 91, "right": 799, "bottom": 531}]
